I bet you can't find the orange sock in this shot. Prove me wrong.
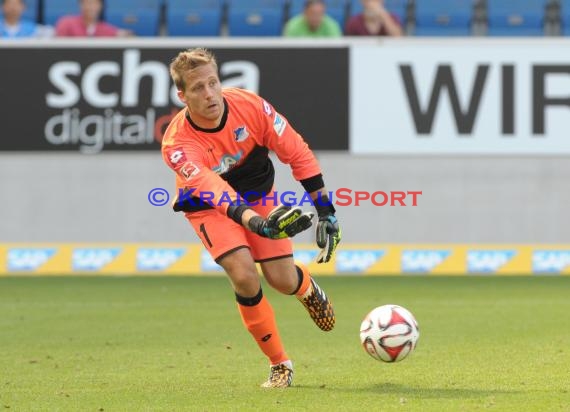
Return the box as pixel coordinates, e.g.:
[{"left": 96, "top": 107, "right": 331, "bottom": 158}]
[
  {"left": 293, "top": 262, "right": 312, "bottom": 297},
  {"left": 237, "top": 289, "right": 288, "bottom": 365}
]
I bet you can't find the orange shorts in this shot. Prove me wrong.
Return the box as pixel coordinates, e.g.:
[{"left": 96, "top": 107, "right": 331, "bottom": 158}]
[{"left": 185, "top": 200, "right": 293, "bottom": 263}]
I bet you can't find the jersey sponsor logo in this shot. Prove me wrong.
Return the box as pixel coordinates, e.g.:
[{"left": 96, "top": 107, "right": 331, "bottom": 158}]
[
  {"left": 532, "top": 250, "right": 570, "bottom": 273},
  {"left": 402, "top": 250, "right": 450, "bottom": 273},
  {"left": 212, "top": 151, "right": 243, "bottom": 174},
  {"left": 72, "top": 248, "right": 121, "bottom": 271},
  {"left": 180, "top": 161, "right": 200, "bottom": 180},
  {"left": 262, "top": 100, "right": 272, "bottom": 116},
  {"left": 273, "top": 113, "right": 287, "bottom": 137},
  {"left": 233, "top": 126, "right": 249, "bottom": 142},
  {"left": 137, "top": 248, "right": 186, "bottom": 270},
  {"left": 467, "top": 250, "right": 516, "bottom": 273},
  {"left": 169, "top": 149, "right": 186, "bottom": 165},
  {"left": 200, "top": 250, "right": 224, "bottom": 272},
  {"left": 8, "top": 248, "right": 57, "bottom": 271},
  {"left": 336, "top": 250, "right": 385, "bottom": 273}
]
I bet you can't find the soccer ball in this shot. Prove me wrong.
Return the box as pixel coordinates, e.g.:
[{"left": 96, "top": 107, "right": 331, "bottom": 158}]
[{"left": 359, "top": 304, "right": 420, "bottom": 363}]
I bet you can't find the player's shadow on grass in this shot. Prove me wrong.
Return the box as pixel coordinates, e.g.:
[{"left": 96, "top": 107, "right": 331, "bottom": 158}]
[{"left": 295, "top": 383, "right": 519, "bottom": 399}]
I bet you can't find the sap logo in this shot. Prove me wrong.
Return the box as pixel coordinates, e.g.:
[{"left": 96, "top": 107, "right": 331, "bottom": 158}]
[
  {"left": 336, "top": 250, "right": 385, "bottom": 273},
  {"left": 72, "top": 248, "right": 121, "bottom": 271},
  {"left": 273, "top": 113, "right": 287, "bottom": 136},
  {"left": 200, "top": 250, "right": 224, "bottom": 272},
  {"left": 402, "top": 250, "right": 450, "bottom": 273},
  {"left": 467, "top": 250, "right": 515, "bottom": 273},
  {"left": 293, "top": 250, "right": 319, "bottom": 265},
  {"left": 212, "top": 151, "right": 243, "bottom": 174},
  {"left": 137, "top": 248, "right": 185, "bottom": 271},
  {"left": 8, "top": 248, "right": 56, "bottom": 271},
  {"left": 532, "top": 250, "right": 570, "bottom": 273}
]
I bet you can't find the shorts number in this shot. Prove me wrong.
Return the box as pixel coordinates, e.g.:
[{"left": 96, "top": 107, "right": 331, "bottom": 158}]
[{"left": 199, "top": 223, "right": 213, "bottom": 248}]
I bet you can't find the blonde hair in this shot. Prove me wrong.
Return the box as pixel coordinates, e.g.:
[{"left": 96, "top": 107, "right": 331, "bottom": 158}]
[{"left": 170, "top": 48, "right": 218, "bottom": 91}]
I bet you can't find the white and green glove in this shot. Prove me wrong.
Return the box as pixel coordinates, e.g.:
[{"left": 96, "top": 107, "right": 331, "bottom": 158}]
[
  {"left": 312, "top": 194, "right": 341, "bottom": 263},
  {"left": 316, "top": 213, "right": 341, "bottom": 263}
]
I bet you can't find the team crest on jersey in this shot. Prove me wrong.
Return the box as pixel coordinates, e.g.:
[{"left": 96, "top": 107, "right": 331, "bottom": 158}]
[{"left": 233, "top": 126, "right": 249, "bottom": 142}]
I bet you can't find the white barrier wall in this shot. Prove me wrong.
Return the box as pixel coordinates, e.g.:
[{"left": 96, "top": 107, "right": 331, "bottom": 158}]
[{"left": 1, "top": 152, "right": 569, "bottom": 244}]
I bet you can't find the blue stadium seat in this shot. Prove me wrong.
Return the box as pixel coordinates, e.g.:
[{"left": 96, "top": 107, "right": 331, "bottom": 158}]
[
  {"left": 102, "top": 0, "right": 161, "bottom": 11},
  {"left": 487, "top": 0, "right": 545, "bottom": 36},
  {"left": 413, "top": 0, "right": 472, "bottom": 36},
  {"left": 288, "top": 0, "right": 347, "bottom": 28},
  {"left": 44, "top": 0, "right": 79, "bottom": 26},
  {"left": 227, "top": 0, "right": 286, "bottom": 36},
  {"left": 105, "top": 0, "right": 161, "bottom": 36},
  {"left": 166, "top": 0, "right": 223, "bottom": 36},
  {"left": 349, "top": 0, "right": 406, "bottom": 24}
]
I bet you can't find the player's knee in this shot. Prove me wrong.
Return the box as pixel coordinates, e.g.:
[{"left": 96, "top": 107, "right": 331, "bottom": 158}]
[
  {"left": 218, "top": 248, "right": 260, "bottom": 296},
  {"left": 263, "top": 265, "right": 299, "bottom": 295},
  {"left": 230, "top": 269, "right": 260, "bottom": 297},
  {"left": 265, "top": 276, "right": 293, "bottom": 295}
]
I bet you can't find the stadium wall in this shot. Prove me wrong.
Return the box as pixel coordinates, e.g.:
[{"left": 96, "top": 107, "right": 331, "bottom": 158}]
[{"left": 1, "top": 38, "right": 569, "bottom": 275}]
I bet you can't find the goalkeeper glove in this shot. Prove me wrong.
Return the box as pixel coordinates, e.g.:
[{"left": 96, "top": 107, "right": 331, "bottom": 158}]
[
  {"left": 314, "top": 196, "right": 341, "bottom": 264},
  {"left": 248, "top": 204, "right": 314, "bottom": 239}
]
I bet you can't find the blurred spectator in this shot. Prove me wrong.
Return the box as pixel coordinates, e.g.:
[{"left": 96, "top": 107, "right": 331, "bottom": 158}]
[
  {"left": 55, "top": 0, "right": 132, "bottom": 37},
  {"left": 283, "top": 0, "right": 342, "bottom": 37},
  {"left": 345, "top": 0, "right": 402, "bottom": 36},
  {"left": 1, "top": 0, "right": 52, "bottom": 38}
]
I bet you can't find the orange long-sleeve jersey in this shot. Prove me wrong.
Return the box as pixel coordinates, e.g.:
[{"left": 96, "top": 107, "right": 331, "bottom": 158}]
[{"left": 161, "top": 88, "right": 323, "bottom": 215}]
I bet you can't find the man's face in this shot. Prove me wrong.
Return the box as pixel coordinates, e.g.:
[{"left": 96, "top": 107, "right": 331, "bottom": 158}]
[
  {"left": 2, "top": 0, "right": 24, "bottom": 21},
  {"left": 177, "top": 63, "right": 224, "bottom": 127},
  {"left": 304, "top": 2, "right": 325, "bottom": 31},
  {"left": 80, "top": 0, "right": 102, "bottom": 21},
  {"left": 362, "top": 0, "right": 382, "bottom": 12}
]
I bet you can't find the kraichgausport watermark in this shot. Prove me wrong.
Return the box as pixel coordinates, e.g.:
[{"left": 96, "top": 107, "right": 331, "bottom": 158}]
[
  {"left": 148, "top": 188, "right": 422, "bottom": 207},
  {"left": 148, "top": 188, "right": 170, "bottom": 206}
]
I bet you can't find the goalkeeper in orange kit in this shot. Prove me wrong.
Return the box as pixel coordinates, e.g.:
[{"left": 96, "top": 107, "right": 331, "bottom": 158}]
[{"left": 161, "top": 48, "right": 341, "bottom": 388}]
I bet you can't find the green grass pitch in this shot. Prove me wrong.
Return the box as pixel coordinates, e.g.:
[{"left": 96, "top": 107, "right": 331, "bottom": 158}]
[{"left": 1, "top": 276, "right": 569, "bottom": 411}]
